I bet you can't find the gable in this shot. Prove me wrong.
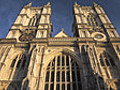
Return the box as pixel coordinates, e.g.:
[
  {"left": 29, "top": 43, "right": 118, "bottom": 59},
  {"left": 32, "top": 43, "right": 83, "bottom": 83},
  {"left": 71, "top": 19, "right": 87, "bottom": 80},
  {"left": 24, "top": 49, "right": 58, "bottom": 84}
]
[{"left": 54, "top": 29, "right": 70, "bottom": 38}]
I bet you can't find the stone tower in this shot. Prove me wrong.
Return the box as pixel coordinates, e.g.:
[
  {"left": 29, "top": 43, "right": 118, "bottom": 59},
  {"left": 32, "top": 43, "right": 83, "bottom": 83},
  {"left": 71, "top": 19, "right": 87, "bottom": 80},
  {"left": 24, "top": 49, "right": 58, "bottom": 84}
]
[{"left": 0, "top": 2, "right": 120, "bottom": 90}]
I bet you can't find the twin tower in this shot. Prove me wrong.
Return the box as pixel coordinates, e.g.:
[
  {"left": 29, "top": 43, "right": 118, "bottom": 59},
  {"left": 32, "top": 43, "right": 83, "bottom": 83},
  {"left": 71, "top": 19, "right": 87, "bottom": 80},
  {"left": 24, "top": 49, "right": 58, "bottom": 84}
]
[{"left": 0, "top": 2, "right": 120, "bottom": 90}]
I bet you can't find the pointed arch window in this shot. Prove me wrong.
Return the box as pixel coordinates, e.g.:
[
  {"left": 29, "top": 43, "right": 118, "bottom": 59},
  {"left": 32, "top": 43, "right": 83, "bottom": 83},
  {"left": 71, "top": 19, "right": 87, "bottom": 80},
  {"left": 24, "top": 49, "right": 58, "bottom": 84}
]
[
  {"left": 10, "top": 55, "right": 26, "bottom": 69},
  {"left": 100, "top": 52, "right": 115, "bottom": 67},
  {"left": 29, "top": 15, "right": 40, "bottom": 26},
  {"left": 111, "top": 31, "right": 116, "bottom": 37},
  {"left": 108, "top": 54, "right": 115, "bottom": 66},
  {"left": 44, "top": 54, "right": 82, "bottom": 90},
  {"left": 83, "top": 31, "right": 87, "bottom": 37},
  {"left": 21, "top": 55, "right": 26, "bottom": 68},
  {"left": 87, "top": 15, "right": 98, "bottom": 26},
  {"left": 16, "top": 59, "right": 21, "bottom": 68},
  {"left": 98, "top": 77, "right": 105, "bottom": 89},
  {"left": 10, "top": 56, "right": 17, "bottom": 68}
]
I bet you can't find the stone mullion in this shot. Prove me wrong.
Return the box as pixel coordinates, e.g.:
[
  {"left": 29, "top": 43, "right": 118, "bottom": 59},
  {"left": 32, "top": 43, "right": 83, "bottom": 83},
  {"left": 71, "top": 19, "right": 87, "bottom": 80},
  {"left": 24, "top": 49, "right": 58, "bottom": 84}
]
[
  {"left": 19, "top": 55, "right": 24, "bottom": 70},
  {"left": 106, "top": 54, "right": 115, "bottom": 79},
  {"left": 54, "top": 56, "right": 57, "bottom": 90},
  {"left": 60, "top": 54, "right": 62, "bottom": 90},
  {"left": 100, "top": 55, "right": 108, "bottom": 79},
  {"left": 0, "top": 47, "right": 11, "bottom": 70},
  {"left": 16, "top": 55, "right": 23, "bottom": 77},
  {"left": 17, "top": 55, "right": 27, "bottom": 78},
  {"left": 80, "top": 15, "right": 83, "bottom": 23},
  {"left": 48, "top": 61, "right": 52, "bottom": 90},
  {"left": 92, "top": 17, "right": 96, "bottom": 25},
  {"left": 31, "top": 53, "right": 37, "bottom": 75},
  {"left": 30, "top": 50, "right": 37, "bottom": 75},
  {"left": 90, "top": 17, "right": 93, "bottom": 25},
  {"left": 0, "top": 47, "right": 7, "bottom": 62},
  {"left": 92, "top": 46, "right": 102, "bottom": 90},
  {"left": 0, "top": 47, "right": 6, "bottom": 60},
  {"left": 30, "top": 18, "right": 34, "bottom": 26},
  {"left": 106, "top": 66, "right": 112, "bottom": 79},
  {"left": 92, "top": 46, "right": 101, "bottom": 75},
  {"left": 74, "top": 64, "right": 78, "bottom": 90},
  {"left": 65, "top": 55, "right": 67, "bottom": 90},
  {"left": 102, "top": 55, "right": 110, "bottom": 79},
  {"left": 107, "top": 66, "right": 114, "bottom": 79},
  {"left": 91, "top": 17, "right": 94, "bottom": 25},
  {"left": 2, "top": 47, "right": 11, "bottom": 63},
  {"left": 0, "top": 47, "right": 3, "bottom": 58},
  {"left": 44, "top": 15, "right": 47, "bottom": 23},
  {"left": 9, "top": 54, "right": 21, "bottom": 80},
  {"left": 33, "top": 16, "right": 37, "bottom": 26},
  {"left": 79, "top": 45, "right": 87, "bottom": 89},
  {"left": 81, "top": 15, "right": 85, "bottom": 24},
  {"left": 69, "top": 56, "right": 73, "bottom": 90},
  {"left": 107, "top": 54, "right": 116, "bottom": 78},
  {"left": 88, "top": 17, "right": 91, "bottom": 25},
  {"left": 24, "top": 54, "right": 30, "bottom": 73},
  {"left": 88, "top": 49, "right": 95, "bottom": 72}
]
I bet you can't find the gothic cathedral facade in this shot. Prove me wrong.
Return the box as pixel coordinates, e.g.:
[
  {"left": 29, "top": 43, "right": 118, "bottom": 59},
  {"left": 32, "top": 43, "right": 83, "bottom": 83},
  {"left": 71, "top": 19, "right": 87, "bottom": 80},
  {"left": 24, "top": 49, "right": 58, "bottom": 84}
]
[{"left": 0, "top": 2, "right": 120, "bottom": 90}]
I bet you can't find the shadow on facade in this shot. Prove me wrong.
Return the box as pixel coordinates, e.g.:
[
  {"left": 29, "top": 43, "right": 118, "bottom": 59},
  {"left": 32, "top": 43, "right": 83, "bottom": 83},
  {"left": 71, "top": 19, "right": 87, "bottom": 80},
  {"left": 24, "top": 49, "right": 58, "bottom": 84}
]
[{"left": 81, "top": 45, "right": 106, "bottom": 90}]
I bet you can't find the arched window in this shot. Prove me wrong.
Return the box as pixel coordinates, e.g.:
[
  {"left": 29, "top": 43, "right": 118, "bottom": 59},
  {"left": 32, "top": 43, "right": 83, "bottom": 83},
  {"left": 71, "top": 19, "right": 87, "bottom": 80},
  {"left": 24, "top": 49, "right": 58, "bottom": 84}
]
[
  {"left": 116, "top": 45, "right": 120, "bottom": 54},
  {"left": 22, "top": 79, "right": 29, "bottom": 90},
  {"left": 21, "top": 55, "right": 26, "bottom": 68},
  {"left": 108, "top": 54, "right": 115, "bottom": 66},
  {"left": 7, "top": 83, "right": 17, "bottom": 90},
  {"left": 17, "top": 59, "right": 21, "bottom": 68},
  {"left": 44, "top": 54, "right": 82, "bottom": 90},
  {"left": 98, "top": 77, "right": 105, "bottom": 89},
  {"left": 111, "top": 31, "right": 116, "bottom": 37},
  {"left": 17, "top": 55, "right": 26, "bottom": 69},
  {"left": 87, "top": 15, "right": 98, "bottom": 26},
  {"left": 10, "top": 55, "right": 26, "bottom": 69},
  {"left": 99, "top": 52, "right": 115, "bottom": 67},
  {"left": 29, "top": 15, "right": 40, "bottom": 26},
  {"left": 10, "top": 56, "right": 18, "bottom": 68},
  {"left": 83, "top": 31, "right": 87, "bottom": 37}
]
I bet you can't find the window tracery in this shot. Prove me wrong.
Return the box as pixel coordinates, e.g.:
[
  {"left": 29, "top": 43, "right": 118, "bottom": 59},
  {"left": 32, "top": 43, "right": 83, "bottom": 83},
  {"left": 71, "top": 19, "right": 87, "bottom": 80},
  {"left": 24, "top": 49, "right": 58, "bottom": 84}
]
[
  {"left": 10, "top": 56, "right": 17, "bottom": 68},
  {"left": 87, "top": 15, "right": 98, "bottom": 26},
  {"left": 0, "top": 47, "right": 6, "bottom": 61},
  {"left": 98, "top": 77, "right": 105, "bottom": 89},
  {"left": 99, "top": 52, "right": 115, "bottom": 67},
  {"left": 10, "top": 54, "right": 26, "bottom": 69},
  {"left": 29, "top": 15, "right": 40, "bottom": 26},
  {"left": 44, "top": 54, "right": 82, "bottom": 90}
]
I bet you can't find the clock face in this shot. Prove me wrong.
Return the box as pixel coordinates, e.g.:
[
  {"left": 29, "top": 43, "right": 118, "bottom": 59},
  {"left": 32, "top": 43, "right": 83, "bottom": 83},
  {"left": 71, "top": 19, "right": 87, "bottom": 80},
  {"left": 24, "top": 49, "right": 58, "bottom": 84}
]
[{"left": 19, "top": 32, "right": 34, "bottom": 41}]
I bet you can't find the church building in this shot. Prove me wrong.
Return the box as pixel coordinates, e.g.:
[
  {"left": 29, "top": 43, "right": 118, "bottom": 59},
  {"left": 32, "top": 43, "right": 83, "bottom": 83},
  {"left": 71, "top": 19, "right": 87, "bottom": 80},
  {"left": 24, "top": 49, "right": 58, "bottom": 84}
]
[{"left": 0, "top": 2, "right": 120, "bottom": 90}]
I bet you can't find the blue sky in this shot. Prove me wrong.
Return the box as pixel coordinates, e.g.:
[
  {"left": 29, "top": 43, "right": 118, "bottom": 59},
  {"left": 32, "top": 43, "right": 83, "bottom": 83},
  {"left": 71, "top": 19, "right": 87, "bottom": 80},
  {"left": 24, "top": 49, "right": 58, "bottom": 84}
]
[{"left": 0, "top": 0, "right": 120, "bottom": 38}]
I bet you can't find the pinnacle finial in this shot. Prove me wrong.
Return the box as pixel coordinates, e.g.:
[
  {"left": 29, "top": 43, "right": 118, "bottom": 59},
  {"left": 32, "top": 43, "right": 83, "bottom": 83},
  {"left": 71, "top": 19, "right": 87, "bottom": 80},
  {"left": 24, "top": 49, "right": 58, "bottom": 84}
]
[
  {"left": 24, "top": 2, "right": 32, "bottom": 7},
  {"left": 61, "top": 28, "right": 64, "bottom": 32},
  {"left": 47, "top": 2, "right": 51, "bottom": 5},
  {"left": 74, "top": 2, "right": 78, "bottom": 5},
  {"left": 93, "top": 1, "right": 98, "bottom": 6}
]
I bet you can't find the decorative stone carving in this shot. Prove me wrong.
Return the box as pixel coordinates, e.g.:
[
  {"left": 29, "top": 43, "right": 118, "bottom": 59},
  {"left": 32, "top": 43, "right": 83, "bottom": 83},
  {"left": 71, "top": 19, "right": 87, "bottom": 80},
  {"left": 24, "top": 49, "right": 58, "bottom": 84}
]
[{"left": 92, "top": 32, "right": 107, "bottom": 41}]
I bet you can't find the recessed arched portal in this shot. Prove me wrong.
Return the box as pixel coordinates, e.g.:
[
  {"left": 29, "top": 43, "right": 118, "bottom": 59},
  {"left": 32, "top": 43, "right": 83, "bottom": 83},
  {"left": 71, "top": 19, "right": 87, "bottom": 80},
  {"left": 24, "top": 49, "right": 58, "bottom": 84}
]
[{"left": 43, "top": 49, "right": 82, "bottom": 90}]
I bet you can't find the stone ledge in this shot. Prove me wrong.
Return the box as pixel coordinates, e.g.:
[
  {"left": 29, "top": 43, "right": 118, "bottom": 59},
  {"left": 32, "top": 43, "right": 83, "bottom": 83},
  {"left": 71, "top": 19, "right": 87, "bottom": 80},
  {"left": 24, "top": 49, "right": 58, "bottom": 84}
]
[{"left": 0, "top": 38, "right": 16, "bottom": 43}]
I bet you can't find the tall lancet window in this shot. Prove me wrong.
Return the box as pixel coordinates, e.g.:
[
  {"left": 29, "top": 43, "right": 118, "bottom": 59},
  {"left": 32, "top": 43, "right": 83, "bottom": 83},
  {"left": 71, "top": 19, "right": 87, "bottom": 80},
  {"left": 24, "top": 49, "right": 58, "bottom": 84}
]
[
  {"left": 44, "top": 54, "right": 82, "bottom": 90},
  {"left": 29, "top": 15, "right": 40, "bottom": 26},
  {"left": 87, "top": 15, "right": 98, "bottom": 26},
  {"left": 10, "top": 54, "right": 26, "bottom": 69}
]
